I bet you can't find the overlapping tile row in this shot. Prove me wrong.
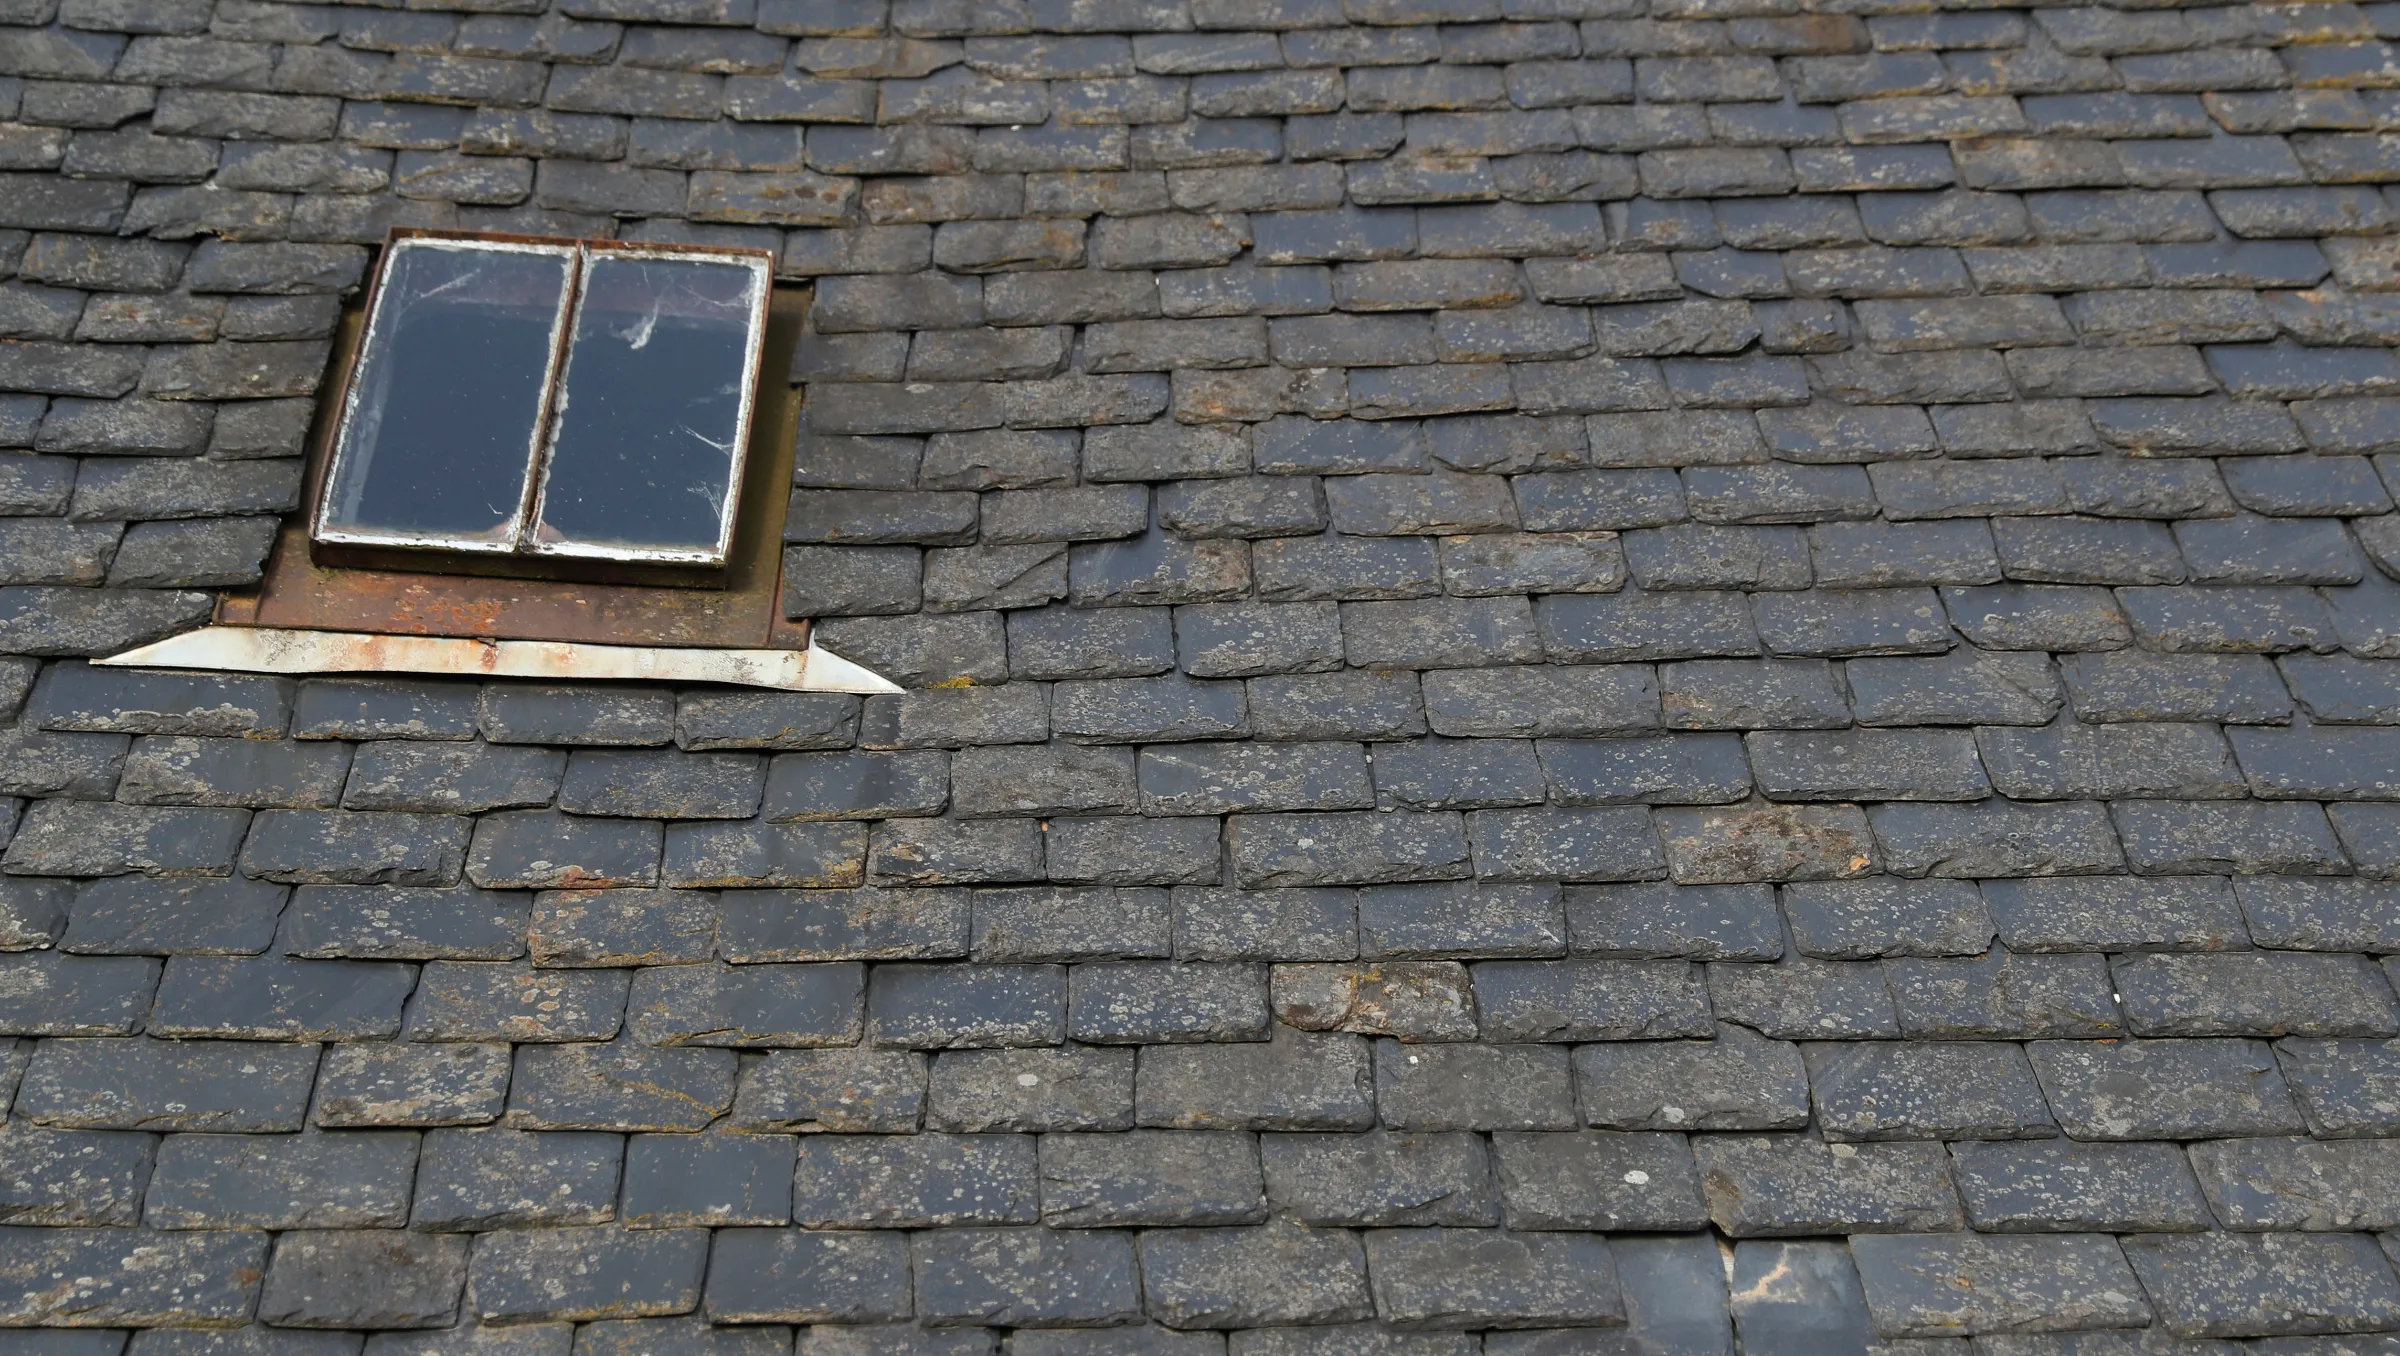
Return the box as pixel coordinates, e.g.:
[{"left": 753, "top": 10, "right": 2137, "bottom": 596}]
[{"left": 13, "top": 0, "right": 2400, "bottom": 1346}]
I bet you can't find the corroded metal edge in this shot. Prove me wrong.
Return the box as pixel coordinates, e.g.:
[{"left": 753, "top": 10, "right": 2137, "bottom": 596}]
[{"left": 92, "top": 626, "right": 903, "bottom": 694}]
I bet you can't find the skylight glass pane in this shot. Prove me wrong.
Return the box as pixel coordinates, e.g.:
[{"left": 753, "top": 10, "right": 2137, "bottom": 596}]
[
  {"left": 318, "top": 240, "right": 572, "bottom": 551},
  {"left": 532, "top": 251, "right": 768, "bottom": 564}
]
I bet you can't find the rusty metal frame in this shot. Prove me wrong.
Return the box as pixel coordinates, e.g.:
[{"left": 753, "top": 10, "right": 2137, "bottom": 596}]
[
  {"left": 311, "top": 228, "right": 777, "bottom": 571},
  {"left": 214, "top": 256, "right": 815, "bottom": 652}
]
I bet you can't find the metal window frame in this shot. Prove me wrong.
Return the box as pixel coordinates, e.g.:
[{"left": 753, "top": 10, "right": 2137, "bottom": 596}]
[
  {"left": 104, "top": 270, "right": 905, "bottom": 690},
  {"left": 311, "top": 234, "right": 578, "bottom": 557},
  {"left": 219, "top": 278, "right": 816, "bottom": 650},
  {"left": 309, "top": 229, "right": 776, "bottom": 571},
  {"left": 524, "top": 243, "right": 775, "bottom": 567}
]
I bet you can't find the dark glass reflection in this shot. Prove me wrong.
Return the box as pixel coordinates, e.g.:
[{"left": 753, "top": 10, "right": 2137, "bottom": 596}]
[
  {"left": 321, "top": 242, "right": 570, "bottom": 546},
  {"left": 536, "top": 254, "right": 762, "bottom": 560}
]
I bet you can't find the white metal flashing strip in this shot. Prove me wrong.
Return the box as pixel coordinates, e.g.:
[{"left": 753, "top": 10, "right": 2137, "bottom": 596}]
[{"left": 95, "top": 626, "right": 903, "bottom": 694}]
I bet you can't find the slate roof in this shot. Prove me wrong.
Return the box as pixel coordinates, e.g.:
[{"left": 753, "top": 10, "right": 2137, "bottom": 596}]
[{"left": 11, "top": 0, "right": 2400, "bottom": 1348}]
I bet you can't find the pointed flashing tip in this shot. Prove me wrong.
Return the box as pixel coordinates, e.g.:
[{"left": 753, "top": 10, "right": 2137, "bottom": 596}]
[
  {"left": 97, "top": 625, "right": 903, "bottom": 694},
  {"left": 801, "top": 636, "right": 905, "bottom": 694}
]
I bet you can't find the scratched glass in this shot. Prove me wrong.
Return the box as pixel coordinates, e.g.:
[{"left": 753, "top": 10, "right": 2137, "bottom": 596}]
[
  {"left": 532, "top": 253, "right": 768, "bottom": 562},
  {"left": 317, "top": 239, "right": 573, "bottom": 551}
]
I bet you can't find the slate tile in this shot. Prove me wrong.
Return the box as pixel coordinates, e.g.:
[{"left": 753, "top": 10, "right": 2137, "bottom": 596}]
[
  {"left": 2113, "top": 952, "right": 2400, "bottom": 1039},
  {"left": 1948, "top": 1139, "right": 2213, "bottom": 1234},
  {"left": 1358, "top": 882, "right": 1563, "bottom": 959},
  {"left": 145, "top": 1128, "right": 419, "bottom": 1229},
  {"left": 529, "top": 888, "right": 719, "bottom": 968},
  {"left": 0, "top": 1226, "right": 266, "bottom": 1327},
  {"left": 1723, "top": 1240, "right": 1878, "bottom": 1356},
  {"left": 1490, "top": 1130, "right": 1706, "bottom": 1231},
  {"left": 791, "top": 1133, "right": 1038, "bottom": 1228},
  {"left": 1136, "top": 1220, "right": 1373, "bottom": 1329},
  {"left": 1801, "top": 1040, "right": 2058, "bottom": 1141},
  {"left": 1982, "top": 876, "right": 2248, "bottom": 953},
  {"left": 116, "top": 734, "right": 348, "bottom": 809},
  {"left": 284, "top": 885, "right": 529, "bottom": 961},
  {"left": 1069, "top": 960, "right": 1270, "bottom": 1044},
  {"left": 1271, "top": 961, "right": 1477, "bottom": 1043},
  {"left": 763, "top": 750, "right": 950, "bottom": 822},
  {"left": 477, "top": 687, "right": 675, "bottom": 747},
  {"left": 867, "top": 962, "right": 1065, "bottom": 1048},
  {"left": 716, "top": 887, "right": 968, "bottom": 963},
  {"left": 15, "top": 1037, "right": 317, "bottom": 1132},
  {"left": 504, "top": 1041, "right": 736, "bottom": 1133},
  {"left": 1171, "top": 888, "right": 1363, "bottom": 960},
  {"left": 1658, "top": 802, "right": 1879, "bottom": 884},
  {"left": 469, "top": 1227, "right": 707, "bottom": 1324},
  {"left": 927, "top": 1046, "right": 1132, "bottom": 1132},
  {"left": 1374, "top": 1039, "right": 1574, "bottom": 1132},
  {"left": 1867, "top": 799, "right": 2124, "bottom": 879},
  {"left": 0, "top": 728, "right": 127, "bottom": 802},
  {"left": 259, "top": 1229, "right": 471, "bottom": 1331},
  {"left": 619, "top": 1132, "right": 794, "bottom": 1228},
  {"left": 1363, "top": 1228, "right": 1624, "bottom": 1331},
  {"left": 1849, "top": 1234, "right": 2152, "bottom": 1339},
  {"left": 1139, "top": 741, "right": 1373, "bottom": 814},
  {"left": 625, "top": 960, "right": 865, "bottom": 1047},
  {"left": 1659, "top": 658, "right": 1849, "bottom": 730},
  {"left": 1, "top": 800, "right": 249, "bottom": 878},
  {"left": 1371, "top": 737, "right": 1546, "bottom": 813},
  {"left": 1564, "top": 882, "right": 1782, "bottom": 961},
  {"left": 314, "top": 1042, "right": 511, "bottom": 1128},
  {"left": 1575, "top": 1022, "right": 1809, "bottom": 1131},
  {"left": 1259, "top": 1129, "right": 1496, "bottom": 1228},
  {"left": 1846, "top": 649, "right": 2063, "bottom": 727},
  {"left": 913, "top": 1226, "right": 1142, "bottom": 1327},
  {"left": 1135, "top": 1026, "right": 1375, "bottom": 1131},
  {"left": 1039, "top": 1128, "right": 1262, "bottom": 1227},
  {"left": 1784, "top": 879, "right": 1992, "bottom": 959},
  {"left": 149, "top": 954, "right": 414, "bottom": 1041},
  {"left": 0, "top": 879, "right": 70, "bottom": 956},
  {"left": 1227, "top": 811, "right": 1472, "bottom": 889},
  {"left": 2121, "top": 1232, "right": 2400, "bottom": 1339},
  {"left": 1977, "top": 718, "right": 2246, "bottom": 801},
  {"left": 1885, "top": 949, "right": 2122, "bottom": 1040},
  {"left": 972, "top": 885, "right": 1171, "bottom": 961},
  {"left": 1939, "top": 583, "right": 2133, "bottom": 652},
  {"left": 1536, "top": 734, "right": 1754, "bottom": 808},
  {"left": 702, "top": 1228, "right": 913, "bottom": 1325},
  {"left": 342, "top": 741, "right": 566, "bottom": 815},
  {"left": 2186, "top": 1136, "right": 2400, "bottom": 1232},
  {"left": 2029, "top": 1038, "right": 2306, "bottom": 1140},
  {"left": 0, "top": 952, "right": 157, "bottom": 1036},
  {"left": 293, "top": 677, "right": 479, "bottom": 742},
  {"left": 26, "top": 663, "right": 291, "bottom": 738},
  {"left": 2276, "top": 1037, "right": 2400, "bottom": 1139},
  {"left": 728, "top": 1047, "right": 927, "bottom": 1134},
  {"left": 1470, "top": 960, "right": 1711, "bottom": 1042},
  {"left": 1689, "top": 1134, "right": 1963, "bottom": 1237},
  {"left": 238, "top": 808, "right": 470, "bottom": 887},
  {"left": 406, "top": 961, "right": 630, "bottom": 1043},
  {"left": 465, "top": 811, "right": 663, "bottom": 890},
  {"left": 869, "top": 817, "right": 1044, "bottom": 886},
  {"left": 2113, "top": 800, "right": 2349, "bottom": 876},
  {"left": 0, "top": 1121, "right": 154, "bottom": 1226}
]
